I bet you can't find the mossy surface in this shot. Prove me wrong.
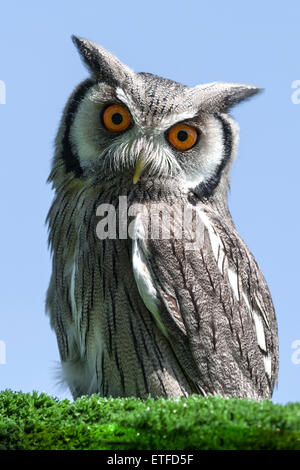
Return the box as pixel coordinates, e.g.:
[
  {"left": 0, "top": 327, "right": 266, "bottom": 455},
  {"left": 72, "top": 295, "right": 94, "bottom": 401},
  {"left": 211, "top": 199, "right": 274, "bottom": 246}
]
[{"left": 0, "top": 390, "right": 299, "bottom": 450}]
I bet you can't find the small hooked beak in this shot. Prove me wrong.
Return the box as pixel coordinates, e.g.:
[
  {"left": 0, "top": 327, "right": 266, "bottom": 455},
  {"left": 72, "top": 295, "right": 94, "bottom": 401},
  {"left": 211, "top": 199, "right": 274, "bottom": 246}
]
[{"left": 133, "top": 153, "right": 145, "bottom": 184}]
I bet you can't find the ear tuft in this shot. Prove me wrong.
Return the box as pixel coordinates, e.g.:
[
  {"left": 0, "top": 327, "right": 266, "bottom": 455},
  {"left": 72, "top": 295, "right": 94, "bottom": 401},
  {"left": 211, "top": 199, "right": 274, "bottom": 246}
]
[
  {"left": 220, "top": 83, "right": 262, "bottom": 109},
  {"left": 71, "top": 35, "right": 133, "bottom": 85},
  {"left": 72, "top": 35, "right": 103, "bottom": 77},
  {"left": 189, "top": 82, "right": 263, "bottom": 113}
]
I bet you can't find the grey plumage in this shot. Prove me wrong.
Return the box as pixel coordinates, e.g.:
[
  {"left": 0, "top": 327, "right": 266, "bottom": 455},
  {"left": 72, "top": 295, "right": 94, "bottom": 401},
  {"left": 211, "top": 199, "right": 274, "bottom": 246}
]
[{"left": 46, "top": 36, "right": 278, "bottom": 400}]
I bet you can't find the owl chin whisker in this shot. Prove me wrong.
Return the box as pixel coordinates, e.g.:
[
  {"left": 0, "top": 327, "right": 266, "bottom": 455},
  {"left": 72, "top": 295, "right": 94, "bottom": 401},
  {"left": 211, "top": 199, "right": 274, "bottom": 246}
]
[{"left": 94, "top": 144, "right": 181, "bottom": 183}]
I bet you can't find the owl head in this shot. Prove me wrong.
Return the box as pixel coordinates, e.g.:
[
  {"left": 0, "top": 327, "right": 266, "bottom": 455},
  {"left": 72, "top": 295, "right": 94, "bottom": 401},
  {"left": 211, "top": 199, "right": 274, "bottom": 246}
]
[{"left": 50, "top": 36, "right": 260, "bottom": 205}]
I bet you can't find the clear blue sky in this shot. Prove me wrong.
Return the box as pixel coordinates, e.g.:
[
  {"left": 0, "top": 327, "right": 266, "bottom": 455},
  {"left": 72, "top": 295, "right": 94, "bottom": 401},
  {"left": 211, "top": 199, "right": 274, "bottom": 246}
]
[{"left": 0, "top": 0, "right": 299, "bottom": 404}]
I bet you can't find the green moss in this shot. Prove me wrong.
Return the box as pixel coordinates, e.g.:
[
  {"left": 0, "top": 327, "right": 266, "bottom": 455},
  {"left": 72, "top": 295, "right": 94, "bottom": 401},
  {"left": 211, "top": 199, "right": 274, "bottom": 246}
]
[{"left": 0, "top": 390, "right": 299, "bottom": 450}]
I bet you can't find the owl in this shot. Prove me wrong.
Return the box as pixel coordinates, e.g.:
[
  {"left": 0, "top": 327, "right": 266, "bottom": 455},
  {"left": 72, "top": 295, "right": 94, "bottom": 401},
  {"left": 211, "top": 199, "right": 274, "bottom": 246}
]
[{"left": 46, "top": 36, "right": 278, "bottom": 400}]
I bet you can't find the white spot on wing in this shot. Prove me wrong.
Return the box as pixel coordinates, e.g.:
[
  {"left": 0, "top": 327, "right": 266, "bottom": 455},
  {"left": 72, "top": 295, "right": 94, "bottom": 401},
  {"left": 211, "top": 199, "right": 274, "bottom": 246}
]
[
  {"left": 132, "top": 215, "right": 168, "bottom": 338},
  {"left": 241, "top": 292, "right": 249, "bottom": 309},
  {"left": 243, "top": 292, "right": 271, "bottom": 377},
  {"left": 217, "top": 247, "right": 225, "bottom": 274},
  {"left": 243, "top": 291, "right": 268, "bottom": 352},
  {"left": 252, "top": 310, "right": 267, "bottom": 351},
  {"left": 227, "top": 266, "right": 240, "bottom": 301},
  {"left": 196, "top": 207, "right": 271, "bottom": 377},
  {"left": 254, "top": 293, "right": 270, "bottom": 328},
  {"left": 196, "top": 209, "right": 225, "bottom": 275},
  {"left": 69, "top": 260, "right": 85, "bottom": 356},
  {"left": 263, "top": 355, "right": 272, "bottom": 377},
  {"left": 70, "top": 262, "right": 77, "bottom": 318}
]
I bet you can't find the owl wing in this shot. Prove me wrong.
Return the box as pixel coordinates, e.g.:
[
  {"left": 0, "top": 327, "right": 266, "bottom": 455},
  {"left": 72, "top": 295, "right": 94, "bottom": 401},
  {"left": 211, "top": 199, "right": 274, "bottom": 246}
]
[{"left": 132, "top": 202, "right": 278, "bottom": 399}]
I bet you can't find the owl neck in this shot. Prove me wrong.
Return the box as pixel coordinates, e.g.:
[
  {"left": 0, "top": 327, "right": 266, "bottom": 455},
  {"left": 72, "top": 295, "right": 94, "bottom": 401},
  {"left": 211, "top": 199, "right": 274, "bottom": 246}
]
[
  {"left": 188, "top": 172, "right": 234, "bottom": 225},
  {"left": 49, "top": 168, "right": 235, "bottom": 234}
]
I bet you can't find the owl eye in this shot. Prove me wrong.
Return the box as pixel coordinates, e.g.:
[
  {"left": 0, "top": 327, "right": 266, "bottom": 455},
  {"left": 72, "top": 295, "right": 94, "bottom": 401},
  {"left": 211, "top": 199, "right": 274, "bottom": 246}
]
[
  {"left": 167, "top": 124, "right": 198, "bottom": 151},
  {"left": 102, "top": 104, "right": 131, "bottom": 132}
]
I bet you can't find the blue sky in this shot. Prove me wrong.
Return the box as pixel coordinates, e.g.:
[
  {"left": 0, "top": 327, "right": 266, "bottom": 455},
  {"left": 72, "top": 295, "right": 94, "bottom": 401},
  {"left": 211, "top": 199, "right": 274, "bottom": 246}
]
[{"left": 0, "top": 0, "right": 299, "bottom": 404}]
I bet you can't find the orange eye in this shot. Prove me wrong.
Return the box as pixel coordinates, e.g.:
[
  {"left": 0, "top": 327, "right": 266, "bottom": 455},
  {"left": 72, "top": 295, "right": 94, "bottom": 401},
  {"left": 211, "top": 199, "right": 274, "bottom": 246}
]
[
  {"left": 167, "top": 124, "right": 198, "bottom": 151},
  {"left": 102, "top": 104, "right": 131, "bottom": 132}
]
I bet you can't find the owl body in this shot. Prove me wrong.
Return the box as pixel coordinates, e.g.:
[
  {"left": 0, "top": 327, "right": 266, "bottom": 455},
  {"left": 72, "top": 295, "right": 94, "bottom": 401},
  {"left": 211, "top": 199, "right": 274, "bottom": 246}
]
[{"left": 46, "top": 37, "right": 278, "bottom": 400}]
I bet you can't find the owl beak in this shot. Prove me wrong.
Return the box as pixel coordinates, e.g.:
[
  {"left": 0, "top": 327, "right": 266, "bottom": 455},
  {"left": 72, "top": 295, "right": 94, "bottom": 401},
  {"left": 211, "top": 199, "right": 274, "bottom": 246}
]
[{"left": 133, "top": 154, "right": 145, "bottom": 184}]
